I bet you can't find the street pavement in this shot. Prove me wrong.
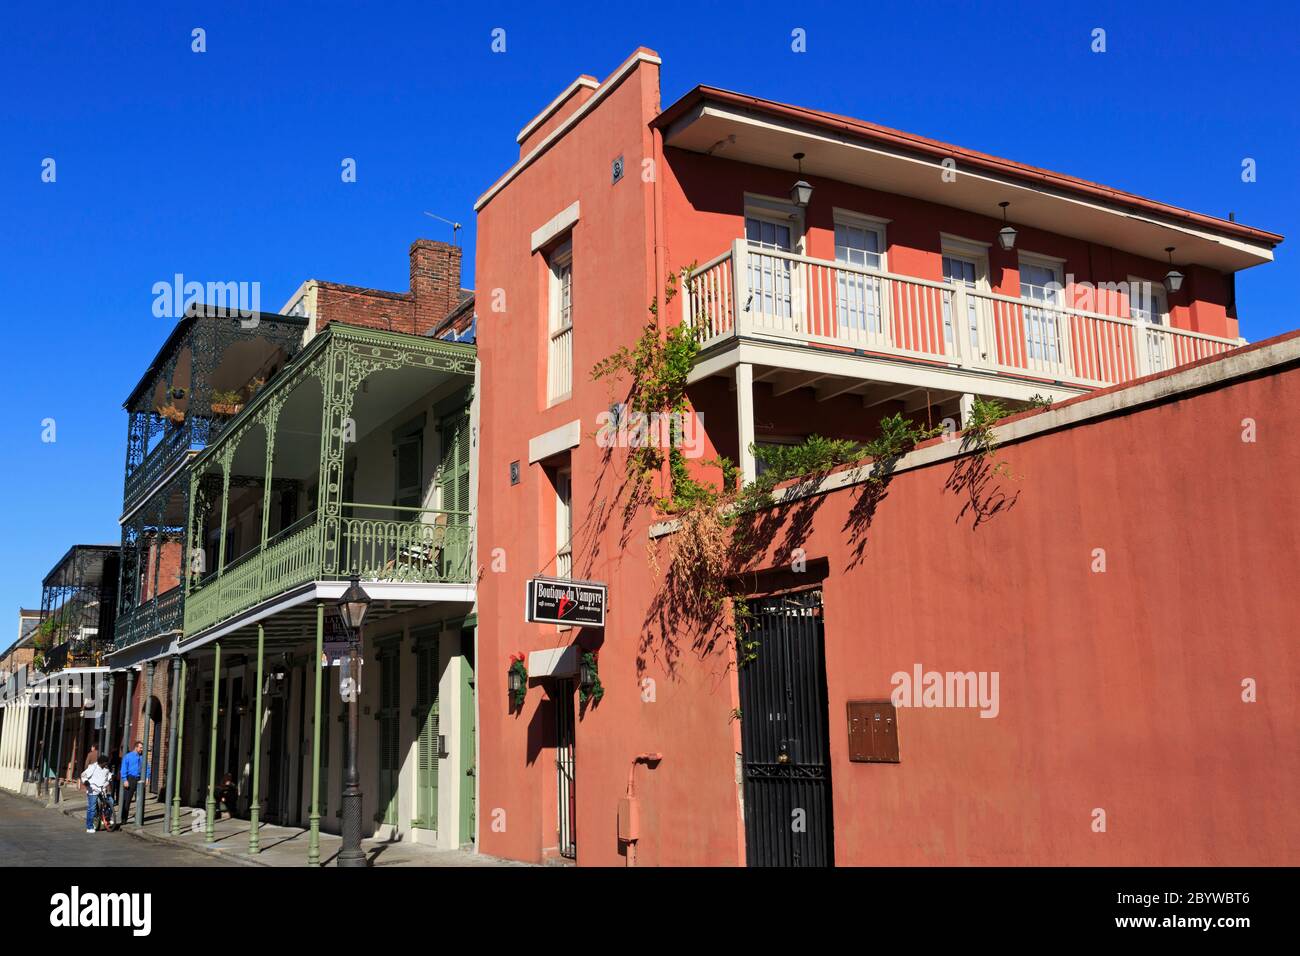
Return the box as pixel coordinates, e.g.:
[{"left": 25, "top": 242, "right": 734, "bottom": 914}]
[{"left": 0, "top": 789, "right": 237, "bottom": 867}]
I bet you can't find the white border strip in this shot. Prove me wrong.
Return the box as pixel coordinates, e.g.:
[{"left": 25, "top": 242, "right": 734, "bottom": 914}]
[
  {"left": 516, "top": 76, "right": 599, "bottom": 144},
  {"left": 475, "top": 50, "right": 662, "bottom": 211}
]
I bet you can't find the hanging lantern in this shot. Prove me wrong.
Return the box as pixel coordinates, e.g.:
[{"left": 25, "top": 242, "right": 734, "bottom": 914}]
[
  {"left": 789, "top": 152, "right": 813, "bottom": 208},
  {"left": 507, "top": 652, "right": 528, "bottom": 708},
  {"left": 335, "top": 574, "right": 371, "bottom": 638},
  {"left": 1162, "top": 247, "right": 1183, "bottom": 294},
  {"left": 997, "top": 201, "right": 1017, "bottom": 251},
  {"left": 578, "top": 651, "right": 604, "bottom": 704}
]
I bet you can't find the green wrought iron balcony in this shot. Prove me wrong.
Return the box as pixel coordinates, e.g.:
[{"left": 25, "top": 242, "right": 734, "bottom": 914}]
[
  {"left": 183, "top": 505, "right": 472, "bottom": 637},
  {"left": 178, "top": 321, "right": 476, "bottom": 642}
]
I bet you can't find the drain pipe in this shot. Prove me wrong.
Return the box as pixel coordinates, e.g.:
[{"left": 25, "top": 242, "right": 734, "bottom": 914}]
[{"left": 619, "top": 752, "right": 662, "bottom": 867}]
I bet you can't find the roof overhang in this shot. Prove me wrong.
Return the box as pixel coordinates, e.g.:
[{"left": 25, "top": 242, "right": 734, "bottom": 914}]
[
  {"left": 658, "top": 89, "right": 1281, "bottom": 273},
  {"left": 176, "top": 580, "right": 476, "bottom": 657}
]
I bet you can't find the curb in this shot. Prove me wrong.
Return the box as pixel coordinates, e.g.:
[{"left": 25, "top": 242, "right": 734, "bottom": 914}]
[
  {"left": 37, "top": 791, "right": 267, "bottom": 868},
  {"left": 124, "top": 819, "right": 269, "bottom": 868}
]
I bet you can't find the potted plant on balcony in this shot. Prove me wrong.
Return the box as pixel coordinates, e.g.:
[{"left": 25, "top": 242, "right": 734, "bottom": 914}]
[
  {"left": 156, "top": 401, "right": 185, "bottom": 424},
  {"left": 210, "top": 388, "right": 245, "bottom": 417}
]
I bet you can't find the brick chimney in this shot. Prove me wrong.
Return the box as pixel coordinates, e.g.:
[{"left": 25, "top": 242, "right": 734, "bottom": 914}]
[{"left": 410, "top": 239, "right": 462, "bottom": 335}]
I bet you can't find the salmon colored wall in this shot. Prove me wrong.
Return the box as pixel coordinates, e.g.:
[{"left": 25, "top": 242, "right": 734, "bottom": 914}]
[
  {"left": 475, "top": 54, "right": 1286, "bottom": 867},
  {"left": 475, "top": 55, "right": 747, "bottom": 866},
  {"left": 661, "top": 148, "right": 1239, "bottom": 339},
  {"left": 728, "top": 358, "right": 1299, "bottom": 864}
]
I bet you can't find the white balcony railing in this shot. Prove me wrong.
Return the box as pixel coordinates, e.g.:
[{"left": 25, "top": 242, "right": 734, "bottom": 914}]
[{"left": 684, "top": 240, "right": 1241, "bottom": 388}]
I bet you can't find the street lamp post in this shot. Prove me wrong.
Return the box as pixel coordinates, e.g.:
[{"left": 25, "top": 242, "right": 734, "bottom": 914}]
[{"left": 336, "top": 575, "right": 371, "bottom": 868}]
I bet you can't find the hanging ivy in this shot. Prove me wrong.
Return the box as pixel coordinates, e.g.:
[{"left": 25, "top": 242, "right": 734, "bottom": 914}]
[{"left": 593, "top": 267, "right": 1021, "bottom": 662}]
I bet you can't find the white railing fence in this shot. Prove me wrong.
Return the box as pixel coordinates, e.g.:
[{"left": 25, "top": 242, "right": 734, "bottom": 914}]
[{"left": 684, "top": 239, "right": 1239, "bottom": 389}]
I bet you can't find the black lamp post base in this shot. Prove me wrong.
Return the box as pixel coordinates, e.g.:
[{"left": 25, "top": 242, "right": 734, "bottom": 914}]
[{"left": 338, "top": 789, "right": 367, "bottom": 867}]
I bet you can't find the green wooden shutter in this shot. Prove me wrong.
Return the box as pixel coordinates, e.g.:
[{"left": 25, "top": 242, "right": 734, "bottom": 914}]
[
  {"left": 438, "top": 407, "right": 470, "bottom": 513},
  {"left": 414, "top": 635, "right": 440, "bottom": 830},
  {"left": 459, "top": 639, "right": 475, "bottom": 845},
  {"left": 377, "top": 646, "right": 400, "bottom": 826},
  {"left": 438, "top": 404, "right": 472, "bottom": 577}
]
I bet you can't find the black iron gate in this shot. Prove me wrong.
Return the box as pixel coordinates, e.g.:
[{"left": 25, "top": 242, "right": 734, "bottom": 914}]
[
  {"left": 555, "top": 679, "right": 577, "bottom": 859},
  {"left": 738, "top": 588, "right": 834, "bottom": 866}
]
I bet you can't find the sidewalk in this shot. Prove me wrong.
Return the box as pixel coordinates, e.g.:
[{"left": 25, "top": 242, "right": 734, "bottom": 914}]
[{"left": 36, "top": 788, "right": 527, "bottom": 868}]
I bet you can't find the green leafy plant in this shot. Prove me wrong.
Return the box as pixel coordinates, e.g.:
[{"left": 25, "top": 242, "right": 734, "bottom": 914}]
[
  {"left": 862, "top": 413, "right": 944, "bottom": 485},
  {"left": 593, "top": 269, "right": 708, "bottom": 514},
  {"left": 962, "top": 397, "right": 1010, "bottom": 458}
]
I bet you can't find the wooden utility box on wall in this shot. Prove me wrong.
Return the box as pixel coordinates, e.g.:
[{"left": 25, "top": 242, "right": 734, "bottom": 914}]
[{"left": 847, "top": 700, "right": 900, "bottom": 763}]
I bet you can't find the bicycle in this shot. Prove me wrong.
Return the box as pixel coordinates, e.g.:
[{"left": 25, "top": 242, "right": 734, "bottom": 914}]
[{"left": 93, "top": 790, "right": 115, "bottom": 832}]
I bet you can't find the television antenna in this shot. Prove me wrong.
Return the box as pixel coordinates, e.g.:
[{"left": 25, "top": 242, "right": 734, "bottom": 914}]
[{"left": 423, "top": 211, "right": 462, "bottom": 245}]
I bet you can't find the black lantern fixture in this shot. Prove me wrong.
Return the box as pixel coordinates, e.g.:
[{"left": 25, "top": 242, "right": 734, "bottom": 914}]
[
  {"left": 507, "top": 666, "right": 525, "bottom": 697},
  {"left": 578, "top": 656, "right": 597, "bottom": 697},
  {"left": 336, "top": 575, "right": 371, "bottom": 638},
  {"left": 335, "top": 574, "right": 371, "bottom": 869},
  {"left": 1162, "top": 247, "right": 1183, "bottom": 294},
  {"left": 789, "top": 153, "right": 813, "bottom": 208},
  {"left": 997, "top": 202, "right": 1017, "bottom": 251}
]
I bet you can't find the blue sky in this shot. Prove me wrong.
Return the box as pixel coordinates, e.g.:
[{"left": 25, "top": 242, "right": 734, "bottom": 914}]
[{"left": 1, "top": 0, "right": 1296, "bottom": 619}]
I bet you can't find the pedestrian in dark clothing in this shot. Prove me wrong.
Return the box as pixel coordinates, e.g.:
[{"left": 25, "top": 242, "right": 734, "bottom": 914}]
[{"left": 119, "top": 742, "right": 147, "bottom": 823}]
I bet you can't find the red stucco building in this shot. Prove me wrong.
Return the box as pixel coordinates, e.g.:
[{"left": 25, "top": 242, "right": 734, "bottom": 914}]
[{"left": 472, "top": 49, "right": 1296, "bottom": 866}]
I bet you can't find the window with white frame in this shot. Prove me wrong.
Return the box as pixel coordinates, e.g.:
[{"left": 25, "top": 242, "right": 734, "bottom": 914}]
[
  {"left": 941, "top": 247, "right": 986, "bottom": 350},
  {"left": 547, "top": 241, "right": 573, "bottom": 404},
  {"left": 1019, "top": 255, "right": 1065, "bottom": 364},
  {"left": 834, "top": 213, "right": 886, "bottom": 335},
  {"left": 1128, "top": 275, "right": 1171, "bottom": 372},
  {"left": 744, "top": 214, "right": 795, "bottom": 319},
  {"left": 1127, "top": 276, "right": 1168, "bottom": 325},
  {"left": 555, "top": 465, "right": 572, "bottom": 579}
]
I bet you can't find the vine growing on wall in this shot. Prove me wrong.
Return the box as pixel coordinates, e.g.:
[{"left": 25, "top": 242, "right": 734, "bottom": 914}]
[{"left": 594, "top": 268, "right": 1026, "bottom": 667}]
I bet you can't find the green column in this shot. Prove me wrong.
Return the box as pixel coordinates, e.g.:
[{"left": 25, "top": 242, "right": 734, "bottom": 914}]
[
  {"left": 205, "top": 642, "right": 221, "bottom": 841},
  {"left": 249, "top": 625, "right": 265, "bottom": 854},
  {"left": 171, "top": 658, "right": 187, "bottom": 835},
  {"left": 216, "top": 454, "right": 232, "bottom": 577},
  {"left": 117, "top": 668, "right": 136, "bottom": 824},
  {"left": 164, "top": 658, "right": 180, "bottom": 827},
  {"left": 136, "top": 660, "right": 155, "bottom": 827},
  {"left": 308, "top": 602, "right": 324, "bottom": 866}
]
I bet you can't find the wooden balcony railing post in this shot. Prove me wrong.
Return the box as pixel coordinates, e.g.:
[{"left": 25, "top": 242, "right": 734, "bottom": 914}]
[
  {"left": 731, "top": 238, "right": 750, "bottom": 337},
  {"left": 1134, "top": 320, "right": 1153, "bottom": 377},
  {"left": 1058, "top": 307, "right": 1074, "bottom": 379}
]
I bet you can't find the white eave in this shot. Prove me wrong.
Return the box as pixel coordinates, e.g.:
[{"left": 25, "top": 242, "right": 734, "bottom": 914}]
[{"left": 663, "top": 101, "right": 1277, "bottom": 273}]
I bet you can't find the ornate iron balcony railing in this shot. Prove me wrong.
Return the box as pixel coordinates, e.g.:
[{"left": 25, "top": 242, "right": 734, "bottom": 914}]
[
  {"left": 113, "top": 585, "right": 184, "bottom": 650},
  {"left": 183, "top": 507, "right": 473, "bottom": 638}
]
